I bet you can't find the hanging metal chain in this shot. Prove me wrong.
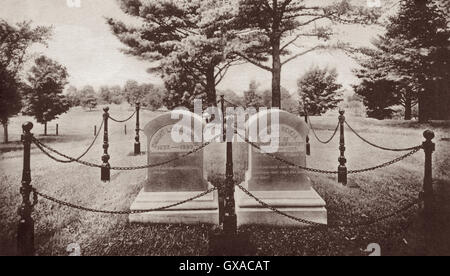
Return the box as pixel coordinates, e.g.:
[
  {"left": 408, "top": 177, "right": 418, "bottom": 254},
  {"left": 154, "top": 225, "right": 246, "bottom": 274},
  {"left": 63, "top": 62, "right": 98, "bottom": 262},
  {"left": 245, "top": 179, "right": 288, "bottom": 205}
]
[
  {"left": 32, "top": 134, "right": 220, "bottom": 171},
  {"left": 238, "top": 133, "right": 339, "bottom": 174},
  {"left": 345, "top": 121, "right": 421, "bottom": 152},
  {"left": 109, "top": 111, "right": 136, "bottom": 123},
  {"left": 110, "top": 140, "right": 213, "bottom": 170},
  {"left": 236, "top": 184, "right": 422, "bottom": 229},
  {"left": 238, "top": 133, "right": 422, "bottom": 175},
  {"left": 236, "top": 184, "right": 326, "bottom": 227},
  {"left": 223, "top": 98, "right": 240, "bottom": 108},
  {"left": 347, "top": 147, "right": 422, "bottom": 174},
  {"left": 308, "top": 120, "right": 340, "bottom": 144},
  {"left": 33, "top": 138, "right": 103, "bottom": 168},
  {"left": 35, "top": 120, "right": 104, "bottom": 164},
  {"left": 32, "top": 187, "right": 217, "bottom": 215}
]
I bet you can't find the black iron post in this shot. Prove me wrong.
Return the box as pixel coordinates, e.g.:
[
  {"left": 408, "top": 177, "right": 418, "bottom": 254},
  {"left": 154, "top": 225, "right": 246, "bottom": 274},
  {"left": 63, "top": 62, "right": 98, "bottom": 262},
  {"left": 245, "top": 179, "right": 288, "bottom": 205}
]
[
  {"left": 56, "top": 124, "right": 59, "bottom": 136},
  {"left": 209, "top": 95, "right": 252, "bottom": 256},
  {"left": 101, "top": 107, "right": 110, "bottom": 182},
  {"left": 422, "top": 130, "right": 435, "bottom": 216},
  {"left": 305, "top": 112, "right": 311, "bottom": 156},
  {"left": 134, "top": 102, "right": 141, "bottom": 155},
  {"left": 94, "top": 125, "right": 97, "bottom": 137},
  {"left": 221, "top": 96, "right": 226, "bottom": 143},
  {"left": 220, "top": 95, "right": 237, "bottom": 234},
  {"left": 17, "top": 122, "right": 35, "bottom": 256},
  {"left": 223, "top": 139, "right": 237, "bottom": 235},
  {"left": 338, "top": 109, "right": 347, "bottom": 185}
]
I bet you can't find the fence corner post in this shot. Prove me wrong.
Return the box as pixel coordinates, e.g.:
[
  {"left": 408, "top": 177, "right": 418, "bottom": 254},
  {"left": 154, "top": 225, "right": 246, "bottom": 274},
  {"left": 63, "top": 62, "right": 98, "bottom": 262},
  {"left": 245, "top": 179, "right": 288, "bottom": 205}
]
[
  {"left": 338, "top": 109, "right": 347, "bottom": 185},
  {"left": 101, "top": 107, "right": 110, "bottom": 182},
  {"left": 422, "top": 130, "right": 435, "bottom": 217},
  {"left": 18, "top": 122, "right": 35, "bottom": 256},
  {"left": 134, "top": 102, "right": 141, "bottom": 155},
  {"left": 304, "top": 112, "right": 311, "bottom": 156}
]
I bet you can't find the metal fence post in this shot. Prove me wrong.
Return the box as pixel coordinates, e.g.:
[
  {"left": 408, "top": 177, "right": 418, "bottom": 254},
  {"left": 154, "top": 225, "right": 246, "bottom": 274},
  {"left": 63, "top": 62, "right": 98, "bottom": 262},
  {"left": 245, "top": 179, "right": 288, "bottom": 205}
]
[
  {"left": 305, "top": 112, "right": 311, "bottom": 156},
  {"left": 56, "top": 124, "right": 59, "bottom": 136},
  {"left": 18, "top": 122, "right": 35, "bottom": 256},
  {"left": 222, "top": 95, "right": 237, "bottom": 235},
  {"left": 221, "top": 96, "right": 226, "bottom": 142},
  {"left": 101, "top": 107, "right": 110, "bottom": 182},
  {"left": 338, "top": 109, "right": 347, "bottom": 185},
  {"left": 223, "top": 140, "right": 237, "bottom": 234},
  {"left": 134, "top": 102, "right": 141, "bottom": 155},
  {"left": 422, "top": 130, "right": 435, "bottom": 216}
]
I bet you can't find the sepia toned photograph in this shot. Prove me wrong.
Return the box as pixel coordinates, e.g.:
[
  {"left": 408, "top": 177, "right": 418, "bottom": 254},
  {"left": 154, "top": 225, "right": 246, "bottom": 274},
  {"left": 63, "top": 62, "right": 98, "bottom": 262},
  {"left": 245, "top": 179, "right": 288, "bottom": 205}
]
[{"left": 0, "top": 0, "right": 449, "bottom": 259}]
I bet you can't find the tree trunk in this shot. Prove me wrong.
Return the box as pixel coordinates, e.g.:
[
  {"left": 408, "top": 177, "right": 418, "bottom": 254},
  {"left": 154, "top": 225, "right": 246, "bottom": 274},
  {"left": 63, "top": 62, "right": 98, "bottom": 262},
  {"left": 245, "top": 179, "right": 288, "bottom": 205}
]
[
  {"left": 44, "top": 122, "right": 47, "bottom": 136},
  {"left": 206, "top": 64, "right": 217, "bottom": 107},
  {"left": 404, "top": 95, "right": 412, "bottom": 120},
  {"left": 418, "top": 85, "right": 433, "bottom": 123},
  {"left": 2, "top": 122, "right": 8, "bottom": 144},
  {"left": 272, "top": 40, "right": 281, "bottom": 109}
]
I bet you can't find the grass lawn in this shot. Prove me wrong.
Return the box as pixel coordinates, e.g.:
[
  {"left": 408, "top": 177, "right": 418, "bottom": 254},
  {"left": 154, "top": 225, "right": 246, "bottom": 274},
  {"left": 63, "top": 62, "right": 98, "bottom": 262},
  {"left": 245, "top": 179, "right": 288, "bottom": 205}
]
[{"left": 1, "top": 106, "right": 449, "bottom": 256}]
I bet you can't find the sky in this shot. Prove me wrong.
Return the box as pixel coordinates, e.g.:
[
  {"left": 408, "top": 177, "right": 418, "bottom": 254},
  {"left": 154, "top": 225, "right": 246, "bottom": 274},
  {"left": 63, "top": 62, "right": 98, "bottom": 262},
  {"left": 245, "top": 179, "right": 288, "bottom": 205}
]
[{"left": 0, "top": 0, "right": 385, "bottom": 96}]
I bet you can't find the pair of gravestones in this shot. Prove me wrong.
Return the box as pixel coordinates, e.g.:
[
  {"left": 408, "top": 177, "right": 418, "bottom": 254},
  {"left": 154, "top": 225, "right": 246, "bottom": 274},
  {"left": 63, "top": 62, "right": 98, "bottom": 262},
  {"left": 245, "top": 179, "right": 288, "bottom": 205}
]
[{"left": 129, "top": 109, "right": 327, "bottom": 226}]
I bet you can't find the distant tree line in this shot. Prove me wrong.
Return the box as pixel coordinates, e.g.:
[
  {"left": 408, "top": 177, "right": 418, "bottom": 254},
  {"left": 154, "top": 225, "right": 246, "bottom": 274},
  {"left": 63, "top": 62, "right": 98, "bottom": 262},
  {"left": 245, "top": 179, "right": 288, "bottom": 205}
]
[
  {"left": 65, "top": 80, "right": 166, "bottom": 111},
  {"left": 223, "top": 66, "right": 343, "bottom": 116}
]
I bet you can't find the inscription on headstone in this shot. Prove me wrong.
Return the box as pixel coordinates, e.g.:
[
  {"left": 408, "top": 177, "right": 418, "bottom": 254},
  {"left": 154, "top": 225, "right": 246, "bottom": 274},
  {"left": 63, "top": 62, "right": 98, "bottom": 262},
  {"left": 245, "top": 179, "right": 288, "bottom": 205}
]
[
  {"left": 144, "top": 111, "right": 208, "bottom": 192},
  {"left": 248, "top": 111, "right": 310, "bottom": 191}
]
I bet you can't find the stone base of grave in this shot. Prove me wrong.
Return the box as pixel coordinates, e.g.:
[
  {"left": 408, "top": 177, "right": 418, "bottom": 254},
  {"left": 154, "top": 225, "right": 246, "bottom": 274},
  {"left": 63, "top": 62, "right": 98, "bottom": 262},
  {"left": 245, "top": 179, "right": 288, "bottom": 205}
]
[
  {"left": 129, "top": 183, "right": 219, "bottom": 225},
  {"left": 236, "top": 177, "right": 327, "bottom": 227}
]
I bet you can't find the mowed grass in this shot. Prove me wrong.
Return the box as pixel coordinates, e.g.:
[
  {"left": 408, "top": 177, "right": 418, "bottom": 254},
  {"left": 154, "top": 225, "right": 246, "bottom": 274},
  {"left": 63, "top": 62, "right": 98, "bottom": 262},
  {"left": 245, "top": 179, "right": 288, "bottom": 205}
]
[{"left": 0, "top": 106, "right": 449, "bottom": 256}]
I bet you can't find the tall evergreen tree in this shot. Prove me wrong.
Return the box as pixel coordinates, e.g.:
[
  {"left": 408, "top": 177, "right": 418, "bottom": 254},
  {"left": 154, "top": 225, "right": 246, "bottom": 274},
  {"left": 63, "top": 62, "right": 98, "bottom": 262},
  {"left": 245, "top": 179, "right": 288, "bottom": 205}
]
[
  {"left": 372, "top": 0, "right": 450, "bottom": 121},
  {"left": 107, "top": 0, "right": 242, "bottom": 108},
  {"left": 230, "top": 0, "right": 380, "bottom": 108},
  {"left": 353, "top": 44, "right": 418, "bottom": 120}
]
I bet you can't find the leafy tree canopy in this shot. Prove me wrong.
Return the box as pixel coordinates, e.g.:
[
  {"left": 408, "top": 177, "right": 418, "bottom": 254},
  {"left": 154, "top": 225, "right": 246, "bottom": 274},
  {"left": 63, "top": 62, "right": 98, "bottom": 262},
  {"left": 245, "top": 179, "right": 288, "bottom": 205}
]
[
  {"left": 297, "top": 66, "right": 343, "bottom": 115},
  {"left": 22, "top": 56, "right": 70, "bottom": 129}
]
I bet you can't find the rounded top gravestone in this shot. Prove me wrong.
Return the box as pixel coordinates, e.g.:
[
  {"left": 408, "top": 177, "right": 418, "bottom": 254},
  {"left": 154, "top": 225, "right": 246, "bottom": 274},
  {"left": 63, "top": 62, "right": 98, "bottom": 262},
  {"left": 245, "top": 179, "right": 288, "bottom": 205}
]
[
  {"left": 247, "top": 109, "right": 311, "bottom": 191},
  {"left": 143, "top": 110, "right": 207, "bottom": 193}
]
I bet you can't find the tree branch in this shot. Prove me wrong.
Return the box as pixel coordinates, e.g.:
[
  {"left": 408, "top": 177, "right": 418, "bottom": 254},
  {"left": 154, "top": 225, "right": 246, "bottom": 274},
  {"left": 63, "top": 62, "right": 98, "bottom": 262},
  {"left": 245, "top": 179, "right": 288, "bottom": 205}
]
[{"left": 234, "top": 52, "right": 272, "bottom": 72}]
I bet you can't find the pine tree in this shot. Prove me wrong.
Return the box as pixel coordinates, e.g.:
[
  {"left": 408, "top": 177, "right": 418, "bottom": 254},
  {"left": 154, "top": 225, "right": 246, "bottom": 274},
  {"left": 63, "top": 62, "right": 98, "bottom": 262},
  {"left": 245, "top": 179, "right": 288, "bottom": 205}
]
[
  {"left": 297, "top": 67, "right": 343, "bottom": 115},
  {"left": 353, "top": 69, "right": 399, "bottom": 119},
  {"left": 231, "top": 0, "right": 381, "bottom": 108},
  {"left": 378, "top": 0, "right": 450, "bottom": 121},
  {"left": 353, "top": 45, "right": 417, "bottom": 120},
  {"left": 107, "top": 0, "right": 242, "bottom": 108}
]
